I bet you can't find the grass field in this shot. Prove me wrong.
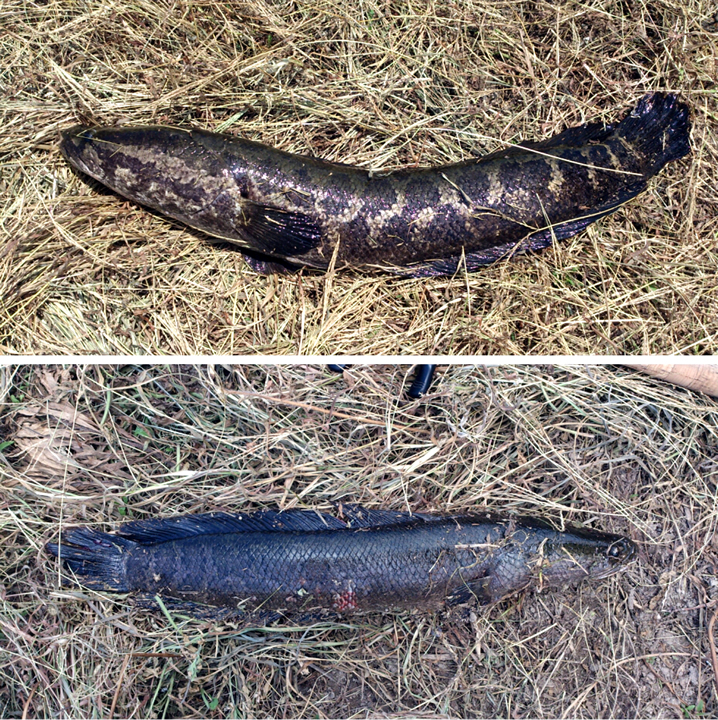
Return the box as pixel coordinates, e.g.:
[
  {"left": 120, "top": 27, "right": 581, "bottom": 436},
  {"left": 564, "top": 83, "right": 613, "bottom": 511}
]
[
  {"left": 1, "top": 364, "right": 716, "bottom": 717},
  {"left": 1, "top": 0, "right": 716, "bottom": 354}
]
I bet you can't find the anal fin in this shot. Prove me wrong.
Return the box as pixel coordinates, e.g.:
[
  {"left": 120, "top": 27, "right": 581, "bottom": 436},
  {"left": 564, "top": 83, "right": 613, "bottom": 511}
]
[
  {"left": 393, "top": 241, "right": 530, "bottom": 278},
  {"left": 395, "top": 185, "right": 648, "bottom": 278},
  {"left": 135, "top": 594, "right": 244, "bottom": 622}
]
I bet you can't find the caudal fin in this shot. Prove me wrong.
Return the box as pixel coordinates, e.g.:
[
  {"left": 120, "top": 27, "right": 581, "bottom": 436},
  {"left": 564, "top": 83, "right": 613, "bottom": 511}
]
[
  {"left": 614, "top": 92, "right": 690, "bottom": 177},
  {"left": 46, "top": 528, "right": 134, "bottom": 592}
]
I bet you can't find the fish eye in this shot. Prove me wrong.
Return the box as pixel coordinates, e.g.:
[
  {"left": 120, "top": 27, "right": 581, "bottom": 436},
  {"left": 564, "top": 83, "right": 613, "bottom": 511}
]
[{"left": 607, "top": 539, "right": 635, "bottom": 560}]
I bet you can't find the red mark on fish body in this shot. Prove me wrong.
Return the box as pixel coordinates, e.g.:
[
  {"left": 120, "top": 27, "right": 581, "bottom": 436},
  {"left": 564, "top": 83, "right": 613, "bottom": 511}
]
[{"left": 333, "top": 588, "right": 358, "bottom": 611}]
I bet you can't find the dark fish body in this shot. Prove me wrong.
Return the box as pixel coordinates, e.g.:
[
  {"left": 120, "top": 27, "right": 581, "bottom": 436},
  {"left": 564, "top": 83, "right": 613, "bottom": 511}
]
[
  {"left": 46, "top": 507, "right": 635, "bottom": 619},
  {"left": 60, "top": 93, "right": 689, "bottom": 277}
]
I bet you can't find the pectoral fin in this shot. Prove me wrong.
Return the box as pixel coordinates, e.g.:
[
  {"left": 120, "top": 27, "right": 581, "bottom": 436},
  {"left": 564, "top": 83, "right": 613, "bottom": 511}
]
[
  {"left": 446, "top": 577, "right": 495, "bottom": 607},
  {"left": 242, "top": 203, "right": 323, "bottom": 256}
]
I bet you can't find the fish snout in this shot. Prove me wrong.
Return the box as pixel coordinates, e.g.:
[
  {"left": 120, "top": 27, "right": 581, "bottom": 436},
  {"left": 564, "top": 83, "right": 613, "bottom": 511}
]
[
  {"left": 60, "top": 125, "right": 98, "bottom": 150},
  {"left": 60, "top": 125, "right": 102, "bottom": 177},
  {"left": 61, "top": 124, "right": 96, "bottom": 138}
]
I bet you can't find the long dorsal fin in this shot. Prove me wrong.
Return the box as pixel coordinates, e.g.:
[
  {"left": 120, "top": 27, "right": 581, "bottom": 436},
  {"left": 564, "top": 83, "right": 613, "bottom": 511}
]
[
  {"left": 478, "top": 121, "right": 614, "bottom": 164},
  {"left": 116, "top": 510, "right": 347, "bottom": 544},
  {"left": 115, "top": 506, "right": 444, "bottom": 544},
  {"left": 527, "top": 121, "right": 614, "bottom": 149},
  {"left": 337, "top": 503, "right": 439, "bottom": 528}
]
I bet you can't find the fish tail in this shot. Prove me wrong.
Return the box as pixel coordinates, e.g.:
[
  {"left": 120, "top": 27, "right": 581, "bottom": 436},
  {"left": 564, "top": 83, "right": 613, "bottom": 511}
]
[
  {"left": 615, "top": 92, "right": 690, "bottom": 176},
  {"left": 46, "top": 528, "right": 134, "bottom": 592}
]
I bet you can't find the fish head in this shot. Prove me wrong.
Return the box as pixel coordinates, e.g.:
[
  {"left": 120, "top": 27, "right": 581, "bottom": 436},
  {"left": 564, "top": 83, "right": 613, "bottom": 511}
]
[
  {"left": 60, "top": 124, "right": 176, "bottom": 211},
  {"left": 534, "top": 531, "right": 636, "bottom": 587},
  {"left": 60, "top": 124, "right": 196, "bottom": 185},
  {"left": 59, "top": 124, "right": 215, "bottom": 216}
]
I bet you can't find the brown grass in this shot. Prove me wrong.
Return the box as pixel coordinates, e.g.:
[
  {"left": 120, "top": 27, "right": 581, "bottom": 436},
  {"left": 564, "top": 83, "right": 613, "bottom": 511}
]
[
  {"left": 1, "top": 0, "right": 716, "bottom": 354},
  {"left": 1, "top": 363, "right": 716, "bottom": 717}
]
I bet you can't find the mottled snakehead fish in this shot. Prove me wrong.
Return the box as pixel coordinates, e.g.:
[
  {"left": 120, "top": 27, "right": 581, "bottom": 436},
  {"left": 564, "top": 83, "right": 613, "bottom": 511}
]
[
  {"left": 46, "top": 506, "right": 635, "bottom": 620},
  {"left": 60, "top": 93, "right": 689, "bottom": 277}
]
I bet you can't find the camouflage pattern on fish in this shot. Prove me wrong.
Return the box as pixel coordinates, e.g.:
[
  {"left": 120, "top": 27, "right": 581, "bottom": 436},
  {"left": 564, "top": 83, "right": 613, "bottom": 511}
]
[
  {"left": 46, "top": 506, "right": 636, "bottom": 621},
  {"left": 60, "top": 93, "right": 689, "bottom": 277}
]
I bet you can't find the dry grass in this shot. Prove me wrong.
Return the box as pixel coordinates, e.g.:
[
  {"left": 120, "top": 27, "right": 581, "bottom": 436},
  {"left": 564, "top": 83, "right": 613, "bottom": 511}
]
[
  {"left": 1, "top": 0, "right": 716, "bottom": 354},
  {"left": 1, "top": 363, "right": 716, "bottom": 717}
]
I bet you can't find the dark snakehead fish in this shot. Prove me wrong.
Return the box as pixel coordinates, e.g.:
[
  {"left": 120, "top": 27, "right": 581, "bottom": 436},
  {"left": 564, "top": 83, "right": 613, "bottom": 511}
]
[
  {"left": 46, "top": 506, "right": 635, "bottom": 620},
  {"left": 60, "top": 93, "right": 689, "bottom": 277}
]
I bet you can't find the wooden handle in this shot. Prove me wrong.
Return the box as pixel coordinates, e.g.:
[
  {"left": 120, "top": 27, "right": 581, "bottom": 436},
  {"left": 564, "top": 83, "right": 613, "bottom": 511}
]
[{"left": 625, "top": 364, "right": 718, "bottom": 397}]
